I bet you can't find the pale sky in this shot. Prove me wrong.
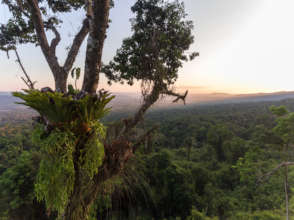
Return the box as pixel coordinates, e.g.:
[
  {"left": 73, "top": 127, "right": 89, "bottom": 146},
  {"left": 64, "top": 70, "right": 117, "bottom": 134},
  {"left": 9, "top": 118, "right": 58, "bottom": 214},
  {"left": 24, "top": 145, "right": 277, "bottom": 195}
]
[{"left": 1, "top": 0, "right": 294, "bottom": 94}]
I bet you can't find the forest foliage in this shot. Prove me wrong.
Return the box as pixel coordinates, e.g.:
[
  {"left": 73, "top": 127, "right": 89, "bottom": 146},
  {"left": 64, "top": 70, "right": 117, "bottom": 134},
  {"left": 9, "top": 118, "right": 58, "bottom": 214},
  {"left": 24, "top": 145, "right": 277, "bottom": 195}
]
[
  {"left": 1, "top": 0, "right": 198, "bottom": 218},
  {"left": 2, "top": 98, "right": 294, "bottom": 219}
]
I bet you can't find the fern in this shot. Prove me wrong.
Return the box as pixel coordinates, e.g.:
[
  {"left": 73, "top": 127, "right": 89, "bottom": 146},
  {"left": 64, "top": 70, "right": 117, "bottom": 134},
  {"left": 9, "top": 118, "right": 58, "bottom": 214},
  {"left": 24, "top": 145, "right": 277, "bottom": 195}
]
[
  {"left": 13, "top": 90, "right": 114, "bottom": 215},
  {"left": 13, "top": 90, "right": 114, "bottom": 126}
]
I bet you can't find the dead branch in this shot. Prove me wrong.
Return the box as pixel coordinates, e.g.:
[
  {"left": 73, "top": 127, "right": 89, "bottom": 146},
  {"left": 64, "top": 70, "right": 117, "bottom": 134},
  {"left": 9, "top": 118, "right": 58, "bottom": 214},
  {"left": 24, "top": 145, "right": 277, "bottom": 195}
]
[{"left": 14, "top": 49, "right": 35, "bottom": 89}]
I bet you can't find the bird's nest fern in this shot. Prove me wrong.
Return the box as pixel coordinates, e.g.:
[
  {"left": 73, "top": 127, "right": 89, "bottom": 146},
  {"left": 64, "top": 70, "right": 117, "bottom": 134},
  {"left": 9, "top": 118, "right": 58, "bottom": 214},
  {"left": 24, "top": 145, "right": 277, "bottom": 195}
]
[{"left": 13, "top": 89, "right": 114, "bottom": 214}]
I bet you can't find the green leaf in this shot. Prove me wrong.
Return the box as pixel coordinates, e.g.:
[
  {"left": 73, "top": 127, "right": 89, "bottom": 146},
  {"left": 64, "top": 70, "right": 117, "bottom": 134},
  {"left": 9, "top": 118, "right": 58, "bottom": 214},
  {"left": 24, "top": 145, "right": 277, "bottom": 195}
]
[
  {"left": 75, "top": 67, "right": 81, "bottom": 80},
  {"left": 68, "top": 84, "right": 75, "bottom": 94}
]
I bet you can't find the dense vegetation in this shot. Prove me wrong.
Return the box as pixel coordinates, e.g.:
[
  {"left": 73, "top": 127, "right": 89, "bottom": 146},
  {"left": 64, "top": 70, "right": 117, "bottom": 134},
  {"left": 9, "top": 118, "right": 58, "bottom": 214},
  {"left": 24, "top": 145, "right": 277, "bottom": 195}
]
[
  {"left": 1, "top": 0, "right": 198, "bottom": 217},
  {"left": 2, "top": 98, "right": 294, "bottom": 219},
  {"left": 2, "top": 0, "right": 292, "bottom": 219}
]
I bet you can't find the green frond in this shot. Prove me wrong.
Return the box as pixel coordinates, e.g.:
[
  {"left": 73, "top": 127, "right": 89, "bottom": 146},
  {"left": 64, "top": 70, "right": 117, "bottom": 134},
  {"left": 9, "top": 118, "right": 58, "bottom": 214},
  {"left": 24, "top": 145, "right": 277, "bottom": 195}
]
[
  {"left": 13, "top": 90, "right": 115, "bottom": 126},
  {"left": 12, "top": 90, "right": 114, "bottom": 215}
]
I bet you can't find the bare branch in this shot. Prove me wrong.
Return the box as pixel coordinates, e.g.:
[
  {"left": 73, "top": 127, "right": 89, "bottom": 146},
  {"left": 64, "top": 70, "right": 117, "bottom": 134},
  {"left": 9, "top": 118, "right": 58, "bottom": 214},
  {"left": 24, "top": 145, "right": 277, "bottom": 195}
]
[
  {"left": 257, "top": 162, "right": 294, "bottom": 184},
  {"left": 14, "top": 49, "right": 35, "bottom": 89},
  {"left": 63, "top": 19, "right": 89, "bottom": 73},
  {"left": 1, "top": 45, "right": 35, "bottom": 89},
  {"left": 21, "top": 76, "right": 32, "bottom": 89},
  {"left": 163, "top": 90, "right": 188, "bottom": 104}
]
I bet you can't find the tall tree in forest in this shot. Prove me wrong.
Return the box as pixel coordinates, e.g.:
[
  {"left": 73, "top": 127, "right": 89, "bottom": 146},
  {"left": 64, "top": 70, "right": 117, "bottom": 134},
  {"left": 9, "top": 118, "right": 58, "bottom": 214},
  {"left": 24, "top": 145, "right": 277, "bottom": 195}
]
[
  {"left": 270, "top": 106, "right": 294, "bottom": 220},
  {"left": 0, "top": 0, "right": 197, "bottom": 219},
  {"left": 255, "top": 106, "right": 294, "bottom": 220}
]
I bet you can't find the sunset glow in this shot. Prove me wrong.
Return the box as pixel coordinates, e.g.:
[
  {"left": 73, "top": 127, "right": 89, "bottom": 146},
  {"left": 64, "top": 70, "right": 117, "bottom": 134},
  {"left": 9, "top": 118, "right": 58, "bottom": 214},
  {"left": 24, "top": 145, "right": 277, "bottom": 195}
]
[{"left": 1, "top": 0, "right": 294, "bottom": 94}]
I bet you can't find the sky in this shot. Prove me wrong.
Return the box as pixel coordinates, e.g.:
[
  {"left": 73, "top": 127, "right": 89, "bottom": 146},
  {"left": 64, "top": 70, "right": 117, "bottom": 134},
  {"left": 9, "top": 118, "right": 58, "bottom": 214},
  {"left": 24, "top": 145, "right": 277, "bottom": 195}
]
[{"left": 1, "top": 0, "right": 294, "bottom": 94}]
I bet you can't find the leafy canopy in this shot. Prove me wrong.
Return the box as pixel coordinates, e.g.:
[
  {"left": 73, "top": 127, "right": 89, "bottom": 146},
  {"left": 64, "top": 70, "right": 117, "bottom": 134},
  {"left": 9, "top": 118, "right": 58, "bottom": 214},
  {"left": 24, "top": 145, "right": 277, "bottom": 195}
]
[
  {"left": 103, "top": 0, "right": 196, "bottom": 88},
  {"left": 0, "top": 0, "right": 114, "bottom": 51}
]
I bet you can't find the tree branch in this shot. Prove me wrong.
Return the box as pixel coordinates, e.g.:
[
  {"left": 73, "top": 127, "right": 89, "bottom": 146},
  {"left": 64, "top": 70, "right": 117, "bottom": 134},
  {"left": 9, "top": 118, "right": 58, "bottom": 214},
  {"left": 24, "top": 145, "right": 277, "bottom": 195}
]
[
  {"left": 85, "top": 0, "right": 94, "bottom": 18},
  {"left": 26, "top": 0, "right": 50, "bottom": 57},
  {"left": 124, "top": 83, "right": 162, "bottom": 131},
  {"left": 123, "top": 83, "right": 189, "bottom": 133},
  {"left": 257, "top": 162, "right": 294, "bottom": 184},
  {"left": 63, "top": 19, "right": 89, "bottom": 73},
  {"left": 14, "top": 49, "right": 35, "bottom": 89},
  {"left": 163, "top": 90, "right": 188, "bottom": 104},
  {"left": 27, "top": 0, "right": 67, "bottom": 91},
  {"left": 49, "top": 25, "right": 61, "bottom": 55}
]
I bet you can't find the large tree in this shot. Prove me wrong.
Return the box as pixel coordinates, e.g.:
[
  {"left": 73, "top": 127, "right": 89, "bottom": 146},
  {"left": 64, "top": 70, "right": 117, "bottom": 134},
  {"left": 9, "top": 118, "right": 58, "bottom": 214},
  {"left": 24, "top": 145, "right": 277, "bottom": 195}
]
[{"left": 0, "top": 0, "right": 197, "bottom": 219}]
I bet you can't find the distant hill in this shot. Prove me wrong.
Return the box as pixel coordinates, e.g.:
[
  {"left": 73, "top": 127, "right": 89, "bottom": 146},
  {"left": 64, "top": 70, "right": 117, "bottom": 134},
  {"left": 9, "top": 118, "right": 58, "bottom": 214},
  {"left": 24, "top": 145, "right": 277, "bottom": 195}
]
[
  {"left": 1, "top": 90, "right": 294, "bottom": 114},
  {"left": 154, "top": 91, "right": 294, "bottom": 109},
  {"left": 0, "top": 92, "right": 25, "bottom": 111},
  {"left": 185, "top": 91, "right": 294, "bottom": 105}
]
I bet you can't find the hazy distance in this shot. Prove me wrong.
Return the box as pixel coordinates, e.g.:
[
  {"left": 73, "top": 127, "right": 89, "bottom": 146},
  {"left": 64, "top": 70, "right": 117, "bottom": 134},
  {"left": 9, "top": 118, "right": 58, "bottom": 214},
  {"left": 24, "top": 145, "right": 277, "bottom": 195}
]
[{"left": 1, "top": 0, "right": 294, "bottom": 94}]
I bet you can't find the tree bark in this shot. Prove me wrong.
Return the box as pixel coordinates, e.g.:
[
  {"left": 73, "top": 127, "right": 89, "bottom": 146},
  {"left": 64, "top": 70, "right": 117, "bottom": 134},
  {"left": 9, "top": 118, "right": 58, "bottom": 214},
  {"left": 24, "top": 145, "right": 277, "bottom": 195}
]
[
  {"left": 63, "top": 138, "right": 134, "bottom": 220},
  {"left": 53, "top": 67, "right": 68, "bottom": 92},
  {"left": 27, "top": 0, "right": 67, "bottom": 92},
  {"left": 27, "top": 0, "right": 91, "bottom": 92},
  {"left": 82, "top": 0, "right": 111, "bottom": 93}
]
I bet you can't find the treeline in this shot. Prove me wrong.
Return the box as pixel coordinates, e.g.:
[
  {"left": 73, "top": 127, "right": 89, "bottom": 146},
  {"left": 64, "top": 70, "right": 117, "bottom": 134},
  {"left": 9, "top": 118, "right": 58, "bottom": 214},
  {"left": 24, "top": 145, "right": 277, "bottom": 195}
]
[{"left": 2, "top": 99, "right": 294, "bottom": 219}]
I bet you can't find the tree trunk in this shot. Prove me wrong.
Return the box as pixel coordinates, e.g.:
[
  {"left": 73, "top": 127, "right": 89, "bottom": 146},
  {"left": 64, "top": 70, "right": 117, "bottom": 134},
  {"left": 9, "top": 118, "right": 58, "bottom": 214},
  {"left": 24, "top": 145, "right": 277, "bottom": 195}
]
[
  {"left": 82, "top": 0, "right": 111, "bottom": 94},
  {"left": 285, "top": 165, "right": 289, "bottom": 220},
  {"left": 53, "top": 67, "right": 68, "bottom": 92},
  {"left": 63, "top": 193, "right": 91, "bottom": 220},
  {"left": 63, "top": 138, "right": 134, "bottom": 220}
]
